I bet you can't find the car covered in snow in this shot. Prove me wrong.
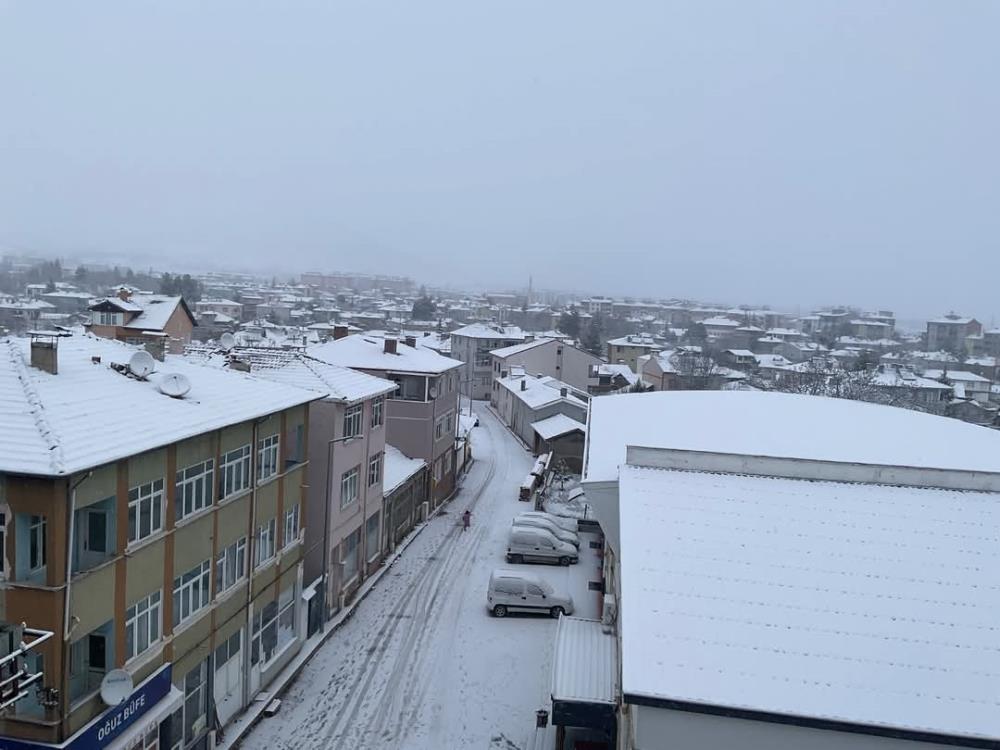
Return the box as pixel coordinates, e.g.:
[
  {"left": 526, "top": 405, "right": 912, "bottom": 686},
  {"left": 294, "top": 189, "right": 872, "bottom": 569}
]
[
  {"left": 516, "top": 510, "right": 578, "bottom": 533},
  {"left": 506, "top": 527, "right": 578, "bottom": 566},
  {"left": 512, "top": 514, "right": 580, "bottom": 547},
  {"left": 487, "top": 569, "right": 574, "bottom": 618}
]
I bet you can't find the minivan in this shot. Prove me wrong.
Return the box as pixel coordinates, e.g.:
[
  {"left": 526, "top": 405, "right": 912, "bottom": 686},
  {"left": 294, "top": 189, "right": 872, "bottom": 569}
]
[
  {"left": 487, "top": 569, "right": 574, "bottom": 618},
  {"left": 512, "top": 515, "right": 580, "bottom": 548},
  {"left": 507, "top": 527, "right": 578, "bottom": 566},
  {"left": 517, "top": 511, "right": 579, "bottom": 534}
]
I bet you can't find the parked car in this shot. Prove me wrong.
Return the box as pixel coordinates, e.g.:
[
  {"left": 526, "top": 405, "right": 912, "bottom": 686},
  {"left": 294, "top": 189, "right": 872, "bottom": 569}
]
[
  {"left": 487, "top": 569, "right": 574, "bottom": 618},
  {"left": 512, "top": 515, "right": 580, "bottom": 547},
  {"left": 516, "top": 510, "right": 578, "bottom": 533},
  {"left": 507, "top": 527, "right": 578, "bottom": 566}
]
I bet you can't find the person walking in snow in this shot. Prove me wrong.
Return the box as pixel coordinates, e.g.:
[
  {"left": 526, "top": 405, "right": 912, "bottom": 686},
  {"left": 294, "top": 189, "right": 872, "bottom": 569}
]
[{"left": 462, "top": 509, "right": 471, "bottom": 531}]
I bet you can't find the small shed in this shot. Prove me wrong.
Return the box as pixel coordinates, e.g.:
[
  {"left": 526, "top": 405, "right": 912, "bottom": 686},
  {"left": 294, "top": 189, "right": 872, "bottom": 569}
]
[
  {"left": 551, "top": 616, "right": 617, "bottom": 747},
  {"left": 532, "top": 414, "right": 587, "bottom": 473}
]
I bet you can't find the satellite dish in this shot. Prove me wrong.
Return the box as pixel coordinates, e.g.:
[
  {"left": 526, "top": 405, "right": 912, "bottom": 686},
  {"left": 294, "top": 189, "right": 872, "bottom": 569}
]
[
  {"left": 127, "top": 350, "right": 155, "bottom": 379},
  {"left": 220, "top": 332, "right": 236, "bottom": 351},
  {"left": 158, "top": 372, "right": 191, "bottom": 398},
  {"left": 100, "top": 669, "right": 133, "bottom": 706}
]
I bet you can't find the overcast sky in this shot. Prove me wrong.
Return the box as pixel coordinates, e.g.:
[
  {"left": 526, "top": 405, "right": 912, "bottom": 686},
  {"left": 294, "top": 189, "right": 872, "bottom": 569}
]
[{"left": 1, "top": 1, "right": 998, "bottom": 320}]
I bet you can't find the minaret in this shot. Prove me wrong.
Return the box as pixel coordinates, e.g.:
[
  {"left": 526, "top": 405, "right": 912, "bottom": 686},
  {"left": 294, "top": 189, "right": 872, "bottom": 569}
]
[{"left": 527, "top": 275, "right": 534, "bottom": 305}]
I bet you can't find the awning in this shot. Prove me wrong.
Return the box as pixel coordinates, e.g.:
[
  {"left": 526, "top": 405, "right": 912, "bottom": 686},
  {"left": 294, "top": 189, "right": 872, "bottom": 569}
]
[
  {"left": 107, "top": 686, "right": 183, "bottom": 750},
  {"left": 551, "top": 617, "right": 617, "bottom": 733}
]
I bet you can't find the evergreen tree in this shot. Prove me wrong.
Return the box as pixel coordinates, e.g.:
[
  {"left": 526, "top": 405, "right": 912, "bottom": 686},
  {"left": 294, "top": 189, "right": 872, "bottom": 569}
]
[
  {"left": 582, "top": 314, "right": 604, "bottom": 356},
  {"left": 558, "top": 309, "right": 581, "bottom": 339}
]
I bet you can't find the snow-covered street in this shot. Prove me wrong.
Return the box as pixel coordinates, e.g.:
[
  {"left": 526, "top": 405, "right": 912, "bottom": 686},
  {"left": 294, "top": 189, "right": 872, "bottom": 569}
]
[{"left": 238, "top": 404, "right": 601, "bottom": 750}]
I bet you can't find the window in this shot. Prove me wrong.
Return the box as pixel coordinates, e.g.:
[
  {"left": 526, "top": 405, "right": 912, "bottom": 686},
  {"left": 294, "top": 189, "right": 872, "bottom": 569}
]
[
  {"left": 283, "top": 504, "right": 300, "bottom": 549},
  {"left": 27, "top": 515, "right": 46, "bottom": 572},
  {"left": 0, "top": 512, "right": 5, "bottom": 574},
  {"left": 340, "top": 467, "right": 359, "bottom": 509},
  {"left": 216, "top": 538, "right": 247, "bottom": 595},
  {"left": 341, "top": 529, "right": 360, "bottom": 582},
  {"left": 526, "top": 583, "right": 545, "bottom": 596},
  {"left": 433, "top": 457, "right": 443, "bottom": 482},
  {"left": 183, "top": 661, "right": 208, "bottom": 744},
  {"left": 368, "top": 452, "right": 383, "bottom": 487},
  {"left": 69, "top": 622, "right": 112, "bottom": 702},
  {"left": 370, "top": 396, "right": 384, "bottom": 428},
  {"left": 435, "top": 412, "right": 453, "bottom": 441},
  {"left": 287, "top": 423, "right": 305, "bottom": 466},
  {"left": 94, "top": 311, "right": 123, "bottom": 326},
  {"left": 128, "top": 480, "right": 164, "bottom": 544},
  {"left": 343, "top": 404, "right": 363, "bottom": 439},
  {"left": 365, "top": 513, "right": 380, "bottom": 562},
  {"left": 388, "top": 375, "right": 425, "bottom": 401},
  {"left": 277, "top": 585, "right": 296, "bottom": 652},
  {"left": 175, "top": 459, "right": 214, "bottom": 521},
  {"left": 173, "top": 560, "right": 211, "bottom": 627},
  {"left": 220, "top": 445, "right": 251, "bottom": 499},
  {"left": 125, "top": 591, "right": 161, "bottom": 661},
  {"left": 254, "top": 518, "right": 276, "bottom": 568},
  {"left": 75, "top": 499, "right": 115, "bottom": 573},
  {"left": 257, "top": 434, "right": 279, "bottom": 483}
]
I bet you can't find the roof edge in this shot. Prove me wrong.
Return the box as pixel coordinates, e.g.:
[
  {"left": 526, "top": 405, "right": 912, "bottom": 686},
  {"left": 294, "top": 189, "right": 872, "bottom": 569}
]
[{"left": 621, "top": 694, "right": 1000, "bottom": 750}]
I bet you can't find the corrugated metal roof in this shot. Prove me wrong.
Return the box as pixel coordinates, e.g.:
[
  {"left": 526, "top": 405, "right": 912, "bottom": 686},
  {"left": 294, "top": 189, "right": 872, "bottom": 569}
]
[{"left": 551, "top": 616, "right": 616, "bottom": 705}]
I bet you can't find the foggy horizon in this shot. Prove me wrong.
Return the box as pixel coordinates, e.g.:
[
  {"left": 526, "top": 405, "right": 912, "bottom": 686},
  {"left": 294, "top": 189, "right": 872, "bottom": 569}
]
[{"left": 2, "top": 1, "right": 998, "bottom": 322}]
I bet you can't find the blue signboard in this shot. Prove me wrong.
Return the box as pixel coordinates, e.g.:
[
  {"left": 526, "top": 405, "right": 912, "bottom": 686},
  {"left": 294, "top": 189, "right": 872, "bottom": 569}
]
[{"left": 0, "top": 664, "right": 173, "bottom": 750}]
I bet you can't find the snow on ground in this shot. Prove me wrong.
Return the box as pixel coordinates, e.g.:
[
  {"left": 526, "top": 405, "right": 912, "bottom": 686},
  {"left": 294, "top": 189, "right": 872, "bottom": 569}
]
[{"left": 238, "top": 404, "right": 602, "bottom": 750}]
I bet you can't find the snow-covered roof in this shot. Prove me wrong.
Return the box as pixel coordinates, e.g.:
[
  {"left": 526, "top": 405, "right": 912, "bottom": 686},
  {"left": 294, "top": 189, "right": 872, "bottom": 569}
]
[
  {"left": 532, "top": 413, "right": 587, "bottom": 441},
  {"left": 724, "top": 349, "right": 755, "bottom": 357},
  {"left": 497, "top": 374, "right": 587, "bottom": 411},
  {"left": 929, "top": 316, "right": 976, "bottom": 325},
  {"left": 700, "top": 316, "right": 740, "bottom": 327},
  {"left": 753, "top": 354, "right": 791, "bottom": 368},
  {"left": 450, "top": 323, "right": 525, "bottom": 340},
  {"left": 551, "top": 616, "right": 616, "bottom": 706},
  {"left": 594, "top": 363, "right": 639, "bottom": 385},
  {"left": 870, "top": 367, "right": 950, "bottom": 390},
  {"left": 584, "top": 390, "right": 1000, "bottom": 483},
  {"left": 490, "top": 338, "right": 553, "bottom": 358},
  {"left": 197, "top": 348, "right": 396, "bottom": 402},
  {"left": 922, "top": 369, "right": 991, "bottom": 384},
  {"left": 123, "top": 295, "right": 189, "bottom": 330},
  {"left": 382, "top": 444, "right": 425, "bottom": 495},
  {"left": 308, "top": 334, "right": 463, "bottom": 375},
  {"left": 0, "top": 334, "right": 319, "bottom": 477},
  {"left": 618, "top": 463, "right": 1000, "bottom": 741},
  {"left": 607, "top": 335, "right": 660, "bottom": 348}
]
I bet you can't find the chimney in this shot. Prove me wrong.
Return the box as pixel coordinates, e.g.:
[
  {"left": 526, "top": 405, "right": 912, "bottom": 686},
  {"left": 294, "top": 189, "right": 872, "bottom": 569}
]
[
  {"left": 560, "top": 387, "right": 568, "bottom": 397},
  {"left": 145, "top": 338, "right": 166, "bottom": 362},
  {"left": 384, "top": 338, "right": 398, "bottom": 355},
  {"left": 404, "top": 336, "right": 417, "bottom": 348},
  {"left": 520, "top": 380, "right": 527, "bottom": 391},
  {"left": 333, "top": 325, "right": 349, "bottom": 340},
  {"left": 116, "top": 287, "right": 131, "bottom": 302},
  {"left": 228, "top": 356, "right": 251, "bottom": 373},
  {"left": 30, "top": 334, "right": 59, "bottom": 375}
]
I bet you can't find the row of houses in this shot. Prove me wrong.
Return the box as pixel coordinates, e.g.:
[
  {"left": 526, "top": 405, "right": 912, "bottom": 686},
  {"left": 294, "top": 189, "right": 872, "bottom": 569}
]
[{"left": 0, "top": 326, "right": 466, "bottom": 750}]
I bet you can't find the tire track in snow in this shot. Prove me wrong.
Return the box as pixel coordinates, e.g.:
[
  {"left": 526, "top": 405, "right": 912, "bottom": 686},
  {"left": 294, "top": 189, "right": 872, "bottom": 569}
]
[{"left": 310, "top": 413, "right": 500, "bottom": 748}]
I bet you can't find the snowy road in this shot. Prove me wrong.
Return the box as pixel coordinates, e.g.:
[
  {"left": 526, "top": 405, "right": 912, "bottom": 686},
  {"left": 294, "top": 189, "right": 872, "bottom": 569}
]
[{"left": 238, "top": 404, "right": 597, "bottom": 750}]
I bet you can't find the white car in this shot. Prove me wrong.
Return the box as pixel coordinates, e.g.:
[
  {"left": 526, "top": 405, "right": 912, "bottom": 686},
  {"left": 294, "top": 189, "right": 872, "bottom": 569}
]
[
  {"left": 487, "top": 569, "right": 574, "bottom": 618},
  {"left": 517, "top": 510, "right": 578, "bottom": 533},
  {"left": 512, "top": 515, "right": 580, "bottom": 548}
]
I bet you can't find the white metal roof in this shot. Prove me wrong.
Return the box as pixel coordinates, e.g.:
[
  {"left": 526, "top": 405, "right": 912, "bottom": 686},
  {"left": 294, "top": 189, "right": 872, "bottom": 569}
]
[
  {"left": 584, "top": 390, "right": 1000, "bottom": 483},
  {"left": 551, "top": 616, "right": 616, "bottom": 705},
  {"left": 0, "top": 334, "right": 319, "bottom": 477},
  {"left": 618, "top": 463, "right": 1000, "bottom": 740},
  {"left": 532, "top": 413, "right": 586, "bottom": 441}
]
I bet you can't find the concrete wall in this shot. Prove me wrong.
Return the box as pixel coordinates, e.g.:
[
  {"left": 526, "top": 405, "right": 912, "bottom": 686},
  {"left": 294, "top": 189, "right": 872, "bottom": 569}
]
[{"left": 630, "top": 705, "right": 973, "bottom": 750}]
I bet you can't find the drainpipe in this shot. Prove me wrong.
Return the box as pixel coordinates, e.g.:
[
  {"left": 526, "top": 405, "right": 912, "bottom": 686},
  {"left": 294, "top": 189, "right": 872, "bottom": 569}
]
[
  {"left": 241, "top": 419, "right": 260, "bottom": 711},
  {"left": 62, "top": 470, "right": 92, "bottom": 729}
]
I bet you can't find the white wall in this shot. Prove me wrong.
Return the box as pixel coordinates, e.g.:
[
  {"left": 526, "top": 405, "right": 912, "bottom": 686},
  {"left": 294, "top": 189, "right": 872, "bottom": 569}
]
[{"left": 630, "top": 705, "right": 976, "bottom": 750}]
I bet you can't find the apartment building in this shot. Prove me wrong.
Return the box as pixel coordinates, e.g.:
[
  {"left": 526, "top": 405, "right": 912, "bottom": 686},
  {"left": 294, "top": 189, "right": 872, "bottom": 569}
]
[
  {"left": 492, "top": 371, "right": 587, "bottom": 448},
  {"left": 925, "top": 313, "right": 982, "bottom": 353},
  {"left": 86, "top": 290, "right": 196, "bottom": 354},
  {"left": 606, "top": 335, "right": 661, "bottom": 371},
  {"left": 211, "top": 348, "right": 398, "bottom": 624},
  {"left": 0, "top": 333, "right": 318, "bottom": 750},
  {"left": 489, "top": 338, "right": 603, "bottom": 394},
  {"left": 449, "top": 324, "right": 525, "bottom": 400},
  {"left": 310, "top": 334, "right": 463, "bottom": 506}
]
